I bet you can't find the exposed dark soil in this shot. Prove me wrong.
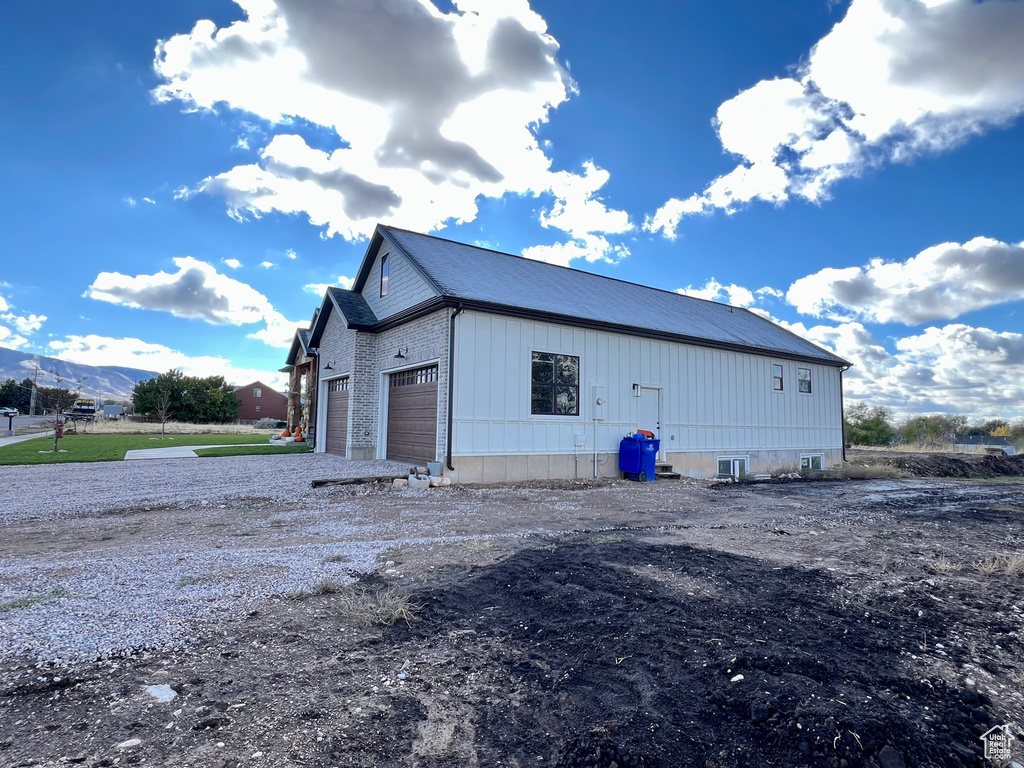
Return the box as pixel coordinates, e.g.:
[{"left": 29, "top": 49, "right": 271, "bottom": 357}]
[
  {"left": 849, "top": 448, "right": 1024, "bottom": 479},
  {"left": 3, "top": 476, "right": 1024, "bottom": 767}
]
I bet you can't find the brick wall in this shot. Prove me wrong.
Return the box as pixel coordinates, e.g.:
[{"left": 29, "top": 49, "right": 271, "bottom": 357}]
[{"left": 315, "top": 307, "right": 451, "bottom": 461}]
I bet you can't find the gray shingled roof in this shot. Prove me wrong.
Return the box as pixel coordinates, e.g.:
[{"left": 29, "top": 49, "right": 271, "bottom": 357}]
[
  {"left": 328, "top": 286, "right": 378, "bottom": 327},
  {"left": 382, "top": 226, "right": 848, "bottom": 366}
]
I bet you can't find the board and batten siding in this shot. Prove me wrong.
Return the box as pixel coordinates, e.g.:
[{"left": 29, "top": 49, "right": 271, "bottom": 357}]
[
  {"left": 361, "top": 241, "right": 439, "bottom": 320},
  {"left": 451, "top": 311, "right": 842, "bottom": 458}
]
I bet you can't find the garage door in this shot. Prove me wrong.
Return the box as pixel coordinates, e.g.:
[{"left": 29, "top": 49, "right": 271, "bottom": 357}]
[
  {"left": 325, "top": 377, "right": 349, "bottom": 456},
  {"left": 386, "top": 365, "right": 438, "bottom": 464}
]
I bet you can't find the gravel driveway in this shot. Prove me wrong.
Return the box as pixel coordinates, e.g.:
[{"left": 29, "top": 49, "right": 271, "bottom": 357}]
[{"left": 0, "top": 455, "right": 417, "bottom": 668}]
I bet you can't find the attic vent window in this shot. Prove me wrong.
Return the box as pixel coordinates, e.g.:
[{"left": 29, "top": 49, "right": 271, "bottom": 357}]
[
  {"left": 253, "top": 387, "right": 262, "bottom": 398},
  {"left": 380, "top": 253, "right": 389, "bottom": 297}
]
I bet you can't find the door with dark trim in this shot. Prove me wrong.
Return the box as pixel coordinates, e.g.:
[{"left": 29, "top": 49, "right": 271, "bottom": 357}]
[
  {"left": 325, "top": 377, "right": 349, "bottom": 456},
  {"left": 386, "top": 365, "right": 438, "bottom": 464}
]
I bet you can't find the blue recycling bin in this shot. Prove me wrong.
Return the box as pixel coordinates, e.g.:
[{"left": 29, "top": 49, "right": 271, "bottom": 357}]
[{"left": 619, "top": 434, "right": 660, "bottom": 481}]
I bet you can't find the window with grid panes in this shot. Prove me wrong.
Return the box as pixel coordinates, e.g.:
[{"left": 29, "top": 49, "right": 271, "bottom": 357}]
[{"left": 531, "top": 352, "right": 579, "bottom": 415}]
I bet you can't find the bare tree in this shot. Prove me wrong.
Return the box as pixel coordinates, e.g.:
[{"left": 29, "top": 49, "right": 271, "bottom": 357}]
[
  {"left": 154, "top": 385, "right": 172, "bottom": 437},
  {"left": 47, "top": 370, "right": 68, "bottom": 453}
]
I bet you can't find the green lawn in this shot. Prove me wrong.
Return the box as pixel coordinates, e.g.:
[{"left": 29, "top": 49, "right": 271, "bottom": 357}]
[
  {"left": 0, "top": 433, "right": 273, "bottom": 465},
  {"left": 194, "top": 444, "right": 312, "bottom": 458}
]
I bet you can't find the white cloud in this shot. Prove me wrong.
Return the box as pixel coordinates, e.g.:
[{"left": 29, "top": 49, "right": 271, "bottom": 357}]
[
  {"left": 154, "top": 0, "right": 629, "bottom": 261},
  {"left": 0, "top": 292, "right": 46, "bottom": 345},
  {"left": 0, "top": 326, "right": 29, "bottom": 349},
  {"left": 677, "top": 279, "right": 782, "bottom": 308},
  {"left": 286, "top": 249, "right": 297, "bottom": 260},
  {"left": 304, "top": 275, "right": 354, "bottom": 295},
  {"left": 143, "top": 197, "right": 156, "bottom": 205},
  {"left": 522, "top": 235, "right": 629, "bottom": 267},
  {"left": 1, "top": 313, "right": 46, "bottom": 335},
  {"left": 224, "top": 258, "right": 242, "bottom": 269},
  {"left": 788, "top": 319, "right": 1024, "bottom": 419},
  {"left": 787, "top": 236, "right": 1024, "bottom": 324},
  {"left": 124, "top": 196, "right": 137, "bottom": 207},
  {"left": 647, "top": 0, "right": 1024, "bottom": 235},
  {"left": 260, "top": 260, "right": 276, "bottom": 269},
  {"left": 85, "top": 257, "right": 302, "bottom": 347},
  {"left": 48, "top": 334, "right": 288, "bottom": 391},
  {"left": 643, "top": 196, "right": 707, "bottom": 240},
  {"left": 245, "top": 310, "right": 301, "bottom": 347}
]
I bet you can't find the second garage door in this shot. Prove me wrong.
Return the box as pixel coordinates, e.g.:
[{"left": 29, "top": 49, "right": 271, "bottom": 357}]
[
  {"left": 325, "top": 377, "right": 349, "bottom": 456},
  {"left": 386, "top": 365, "right": 438, "bottom": 464}
]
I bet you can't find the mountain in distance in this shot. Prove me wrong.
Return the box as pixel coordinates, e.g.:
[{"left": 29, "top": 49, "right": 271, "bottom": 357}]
[{"left": 0, "top": 346, "right": 157, "bottom": 401}]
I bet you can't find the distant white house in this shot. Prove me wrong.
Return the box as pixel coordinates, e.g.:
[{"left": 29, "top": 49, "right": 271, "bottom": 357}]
[
  {"left": 287, "top": 225, "right": 852, "bottom": 483},
  {"left": 102, "top": 404, "right": 125, "bottom": 420},
  {"left": 953, "top": 435, "right": 1016, "bottom": 456}
]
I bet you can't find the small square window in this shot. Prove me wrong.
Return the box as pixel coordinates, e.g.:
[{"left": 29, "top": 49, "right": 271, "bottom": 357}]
[
  {"left": 772, "top": 364, "right": 784, "bottom": 391},
  {"left": 800, "top": 455, "right": 823, "bottom": 471},
  {"left": 718, "top": 457, "right": 748, "bottom": 478},
  {"left": 255, "top": 405, "right": 261, "bottom": 412},
  {"left": 380, "top": 253, "right": 389, "bottom": 297},
  {"left": 798, "top": 368, "right": 811, "bottom": 394},
  {"left": 531, "top": 352, "right": 579, "bottom": 415}
]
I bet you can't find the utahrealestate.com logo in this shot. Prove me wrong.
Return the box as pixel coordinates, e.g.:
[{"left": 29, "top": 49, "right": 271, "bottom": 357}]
[{"left": 981, "top": 724, "right": 1016, "bottom": 765}]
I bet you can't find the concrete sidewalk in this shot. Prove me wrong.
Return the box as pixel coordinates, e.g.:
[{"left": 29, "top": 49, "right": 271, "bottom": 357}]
[
  {"left": 0, "top": 431, "right": 54, "bottom": 448},
  {"left": 124, "top": 444, "right": 263, "bottom": 460}
]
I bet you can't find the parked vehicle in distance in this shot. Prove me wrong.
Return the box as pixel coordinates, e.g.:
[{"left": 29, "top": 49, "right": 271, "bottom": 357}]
[
  {"left": 67, "top": 399, "right": 97, "bottom": 421},
  {"left": 0, "top": 407, "right": 19, "bottom": 417}
]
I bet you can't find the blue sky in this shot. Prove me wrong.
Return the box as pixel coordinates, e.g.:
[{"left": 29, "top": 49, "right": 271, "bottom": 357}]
[{"left": 2, "top": 0, "right": 1023, "bottom": 419}]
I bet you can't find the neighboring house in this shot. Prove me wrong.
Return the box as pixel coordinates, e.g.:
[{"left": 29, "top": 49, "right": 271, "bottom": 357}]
[
  {"left": 234, "top": 381, "right": 287, "bottom": 422},
  {"left": 102, "top": 404, "right": 125, "bottom": 420},
  {"left": 298, "top": 225, "right": 851, "bottom": 482},
  {"left": 953, "top": 435, "right": 1016, "bottom": 456}
]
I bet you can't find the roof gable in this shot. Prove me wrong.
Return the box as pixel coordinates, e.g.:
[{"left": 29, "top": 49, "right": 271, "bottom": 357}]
[{"left": 307, "top": 286, "right": 380, "bottom": 349}]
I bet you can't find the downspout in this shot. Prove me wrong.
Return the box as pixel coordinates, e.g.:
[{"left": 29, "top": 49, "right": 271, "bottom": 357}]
[
  {"left": 445, "top": 304, "right": 465, "bottom": 472},
  {"left": 839, "top": 365, "right": 850, "bottom": 462}
]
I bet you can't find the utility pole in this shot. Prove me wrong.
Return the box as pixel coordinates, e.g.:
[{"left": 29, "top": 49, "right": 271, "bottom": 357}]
[{"left": 30, "top": 362, "right": 38, "bottom": 416}]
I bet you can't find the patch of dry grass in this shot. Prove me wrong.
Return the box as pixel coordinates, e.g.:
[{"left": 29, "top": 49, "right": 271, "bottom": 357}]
[
  {"left": 334, "top": 586, "right": 419, "bottom": 626},
  {"left": 88, "top": 420, "right": 279, "bottom": 436},
  {"left": 839, "top": 463, "right": 910, "bottom": 480},
  {"left": 928, "top": 556, "right": 962, "bottom": 575},
  {"left": 312, "top": 577, "right": 346, "bottom": 595},
  {"left": 590, "top": 533, "right": 633, "bottom": 545},
  {"left": 973, "top": 554, "right": 1024, "bottom": 576},
  {"left": 851, "top": 444, "right": 954, "bottom": 453},
  {"left": 1004, "top": 554, "right": 1024, "bottom": 577},
  {"left": 286, "top": 582, "right": 419, "bottom": 626},
  {"left": 975, "top": 557, "right": 1002, "bottom": 576}
]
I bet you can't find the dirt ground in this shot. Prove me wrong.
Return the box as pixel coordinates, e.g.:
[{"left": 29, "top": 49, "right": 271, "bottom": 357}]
[
  {"left": 2, "top": 463, "right": 1024, "bottom": 767},
  {"left": 847, "top": 448, "right": 1024, "bottom": 479}
]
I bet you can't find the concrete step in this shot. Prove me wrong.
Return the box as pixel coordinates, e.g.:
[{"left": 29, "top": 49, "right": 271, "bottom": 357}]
[{"left": 655, "top": 471, "right": 682, "bottom": 480}]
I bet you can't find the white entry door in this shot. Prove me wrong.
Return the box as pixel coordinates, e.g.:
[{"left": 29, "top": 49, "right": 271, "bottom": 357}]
[{"left": 638, "top": 387, "right": 662, "bottom": 458}]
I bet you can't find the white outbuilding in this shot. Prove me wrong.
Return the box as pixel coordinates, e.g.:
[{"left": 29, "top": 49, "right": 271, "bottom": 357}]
[{"left": 293, "top": 225, "right": 851, "bottom": 482}]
